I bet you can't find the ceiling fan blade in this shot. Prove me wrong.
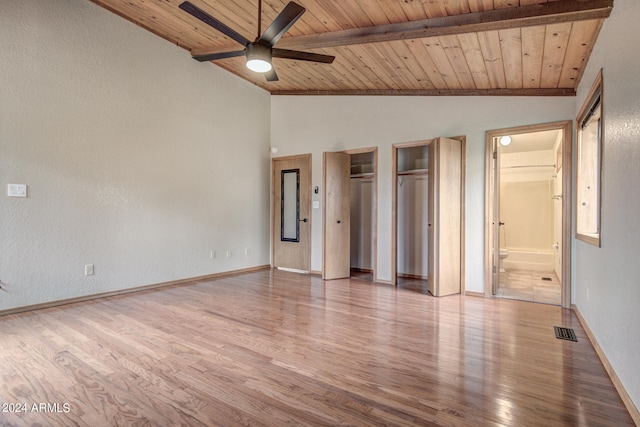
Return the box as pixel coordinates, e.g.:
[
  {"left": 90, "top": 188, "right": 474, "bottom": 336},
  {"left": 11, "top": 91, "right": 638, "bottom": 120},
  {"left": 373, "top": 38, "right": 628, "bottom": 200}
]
[
  {"left": 273, "top": 49, "right": 335, "bottom": 64},
  {"left": 265, "top": 68, "right": 279, "bottom": 82},
  {"left": 179, "top": 1, "right": 249, "bottom": 47},
  {"left": 258, "top": 2, "right": 305, "bottom": 47},
  {"left": 192, "top": 50, "right": 246, "bottom": 62}
]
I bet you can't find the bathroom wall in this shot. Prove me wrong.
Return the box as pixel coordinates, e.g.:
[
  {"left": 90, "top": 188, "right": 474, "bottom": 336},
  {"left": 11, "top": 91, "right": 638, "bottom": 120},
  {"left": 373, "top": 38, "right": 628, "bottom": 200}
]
[{"left": 499, "top": 149, "right": 555, "bottom": 253}]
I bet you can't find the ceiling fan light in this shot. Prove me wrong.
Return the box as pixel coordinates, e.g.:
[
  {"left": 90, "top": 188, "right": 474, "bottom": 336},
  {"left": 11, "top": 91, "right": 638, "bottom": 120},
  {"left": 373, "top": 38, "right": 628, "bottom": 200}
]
[
  {"left": 247, "top": 58, "right": 272, "bottom": 73},
  {"left": 246, "top": 43, "right": 272, "bottom": 73}
]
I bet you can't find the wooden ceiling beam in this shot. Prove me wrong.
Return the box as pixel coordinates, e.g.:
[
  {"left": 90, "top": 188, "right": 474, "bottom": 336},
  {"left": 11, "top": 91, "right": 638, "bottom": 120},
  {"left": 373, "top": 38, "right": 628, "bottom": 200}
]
[
  {"left": 280, "top": 0, "right": 613, "bottom": 49},
  {"left": 192, "top": 0, "right": 612, "bottom": 57},
  {"left": 269, "top": 88, "right": 577, "bottom": 96}
]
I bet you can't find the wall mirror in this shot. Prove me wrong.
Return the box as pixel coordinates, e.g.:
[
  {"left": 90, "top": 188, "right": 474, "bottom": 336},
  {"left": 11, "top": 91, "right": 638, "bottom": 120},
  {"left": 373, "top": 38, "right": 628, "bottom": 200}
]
[{"left": 281, "top": 169, "right": 300, "bottom": 242}]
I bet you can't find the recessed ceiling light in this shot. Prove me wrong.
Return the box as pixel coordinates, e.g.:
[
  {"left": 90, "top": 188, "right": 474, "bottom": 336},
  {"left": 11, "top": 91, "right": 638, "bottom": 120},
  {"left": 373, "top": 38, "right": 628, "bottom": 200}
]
[{"left": 499, "top": 136, "right": 512, "bottom": 146}]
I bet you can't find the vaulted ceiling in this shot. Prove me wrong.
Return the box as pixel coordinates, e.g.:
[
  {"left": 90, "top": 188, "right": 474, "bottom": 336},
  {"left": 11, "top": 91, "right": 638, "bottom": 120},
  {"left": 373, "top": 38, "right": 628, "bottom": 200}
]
[{"left": 90, "top": 0, "right": 612, "bottom": 96}]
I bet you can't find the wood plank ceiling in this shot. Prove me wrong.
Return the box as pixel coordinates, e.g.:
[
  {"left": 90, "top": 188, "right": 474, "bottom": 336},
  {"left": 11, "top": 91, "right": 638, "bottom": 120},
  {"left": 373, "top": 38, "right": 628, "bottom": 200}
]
[{"left": 89, "top": 0, "right": 613, "bottom": 96}]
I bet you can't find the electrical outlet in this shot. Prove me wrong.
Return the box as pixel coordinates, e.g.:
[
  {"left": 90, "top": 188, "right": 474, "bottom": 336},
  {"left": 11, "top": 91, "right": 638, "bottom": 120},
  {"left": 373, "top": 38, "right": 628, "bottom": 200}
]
[
  {"left": 226, "top": 249, "right": 232, "bottom": 258},
  {"left": 210, "top": 250, "right": 216, "bottom": 259},
  {"left": 84, "top": 264, "right": 94, "bottom": 276},
  {"left": 7, "top": 184, "right": 27, "bottom": 198},
  {"left": 244, "top": 248, "right": 250, "bottom": 256}
]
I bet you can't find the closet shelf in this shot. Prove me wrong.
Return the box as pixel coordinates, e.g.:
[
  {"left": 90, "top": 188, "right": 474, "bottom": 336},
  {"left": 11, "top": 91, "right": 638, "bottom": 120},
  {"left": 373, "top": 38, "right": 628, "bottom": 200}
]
[
  {"left": 351, "top": 172, "right": 375, "bottom": 179},
  {"left": 398, "top": 168, "right": 429, "bottom": 176}
]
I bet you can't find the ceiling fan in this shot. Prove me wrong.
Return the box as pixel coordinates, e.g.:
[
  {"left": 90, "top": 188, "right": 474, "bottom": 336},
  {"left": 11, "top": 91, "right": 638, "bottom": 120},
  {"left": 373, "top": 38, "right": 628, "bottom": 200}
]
[{"left": 179, "top": 0, "right": 335, "bottom": 82}]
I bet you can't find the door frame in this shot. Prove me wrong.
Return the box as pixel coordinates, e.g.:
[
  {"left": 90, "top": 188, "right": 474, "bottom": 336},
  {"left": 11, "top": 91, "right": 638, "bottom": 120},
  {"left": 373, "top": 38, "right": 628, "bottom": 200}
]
[
  {"left": 392, "top": 140, "right": 431, "bottom": 287},
  {"left": 343, "top": 147, "right": 378, "bottom": 282},
  {"left": 391, "top": 137, "right": 466, "bottom": 290},
  {"left": 271, "top": 153, "right": 312, "bottom": 272},
  {"left": 484, "top": 121, "right": 572, "bottom": 308},
  {"left": 322, "top": 147, "right": 379, "bottom": 281}
]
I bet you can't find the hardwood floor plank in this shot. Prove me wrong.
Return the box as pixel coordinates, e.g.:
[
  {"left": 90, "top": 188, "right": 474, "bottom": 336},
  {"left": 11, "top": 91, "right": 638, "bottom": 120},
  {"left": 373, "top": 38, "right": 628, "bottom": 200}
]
[{"left": 0, "top": 269, "right": 634, "bottom": 426}]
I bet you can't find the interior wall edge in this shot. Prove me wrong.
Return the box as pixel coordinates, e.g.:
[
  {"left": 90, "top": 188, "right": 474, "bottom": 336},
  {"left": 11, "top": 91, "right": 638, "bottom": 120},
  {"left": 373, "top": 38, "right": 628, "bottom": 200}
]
[{"left": 572, "top": 304, "right": 640, "bottom": 425}]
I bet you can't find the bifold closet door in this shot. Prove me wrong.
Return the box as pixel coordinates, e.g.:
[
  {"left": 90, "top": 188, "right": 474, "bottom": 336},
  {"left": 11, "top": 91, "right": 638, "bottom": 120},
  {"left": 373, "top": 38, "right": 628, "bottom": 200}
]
[{"left": 429, "top": 137, "right": 462, "bottom": 296}]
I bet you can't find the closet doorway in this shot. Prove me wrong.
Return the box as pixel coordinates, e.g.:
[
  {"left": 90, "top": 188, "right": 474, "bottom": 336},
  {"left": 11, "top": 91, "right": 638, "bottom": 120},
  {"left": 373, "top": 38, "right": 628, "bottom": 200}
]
[
  {"left": 391, "top": 138, "right": 465, "bottom": 296},
  {"left": 323, "top": 148, "right": 377, "bottom": 281},
  {"left": 394, "top": 142, "right": 429, "bottom": 292},
  {"left": 349, "top": 149, "right": 377, "bottom": 282}
]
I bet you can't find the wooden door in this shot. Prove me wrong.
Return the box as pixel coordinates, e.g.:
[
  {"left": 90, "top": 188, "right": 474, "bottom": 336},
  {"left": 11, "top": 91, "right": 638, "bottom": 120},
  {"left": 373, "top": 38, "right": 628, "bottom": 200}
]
[
  {"left": 323, "top": 152, "right": 350, "bottom": 280},
  {"left": 429, "top": 137, "right": 463, "bottom": 296},
  {"left": 272, "top": 154, "right": 311, "bottom": 272}
]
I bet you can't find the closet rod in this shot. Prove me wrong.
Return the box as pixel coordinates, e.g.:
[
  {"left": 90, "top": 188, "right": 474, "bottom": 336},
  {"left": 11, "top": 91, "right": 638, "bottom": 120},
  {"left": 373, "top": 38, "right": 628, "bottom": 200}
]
[
  {"left": 500, "top": 164, "right": 555, "bottom": 169},
  {"left": 397, "top": 169, "right": 429, "bottom": 176},
  {"left": 351, "top": 173, "right": 375, "bottom": 179}
]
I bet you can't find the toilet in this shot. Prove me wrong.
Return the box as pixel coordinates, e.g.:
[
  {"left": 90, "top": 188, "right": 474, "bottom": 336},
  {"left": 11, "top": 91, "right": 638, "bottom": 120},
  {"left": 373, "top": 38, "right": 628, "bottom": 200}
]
[{"left": 499, "top": 248, "right": 509, "bottom": 273}]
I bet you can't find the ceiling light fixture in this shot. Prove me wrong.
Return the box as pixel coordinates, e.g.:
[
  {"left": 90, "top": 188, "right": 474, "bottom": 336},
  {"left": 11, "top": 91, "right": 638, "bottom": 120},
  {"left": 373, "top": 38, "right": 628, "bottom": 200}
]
[
  {"left": 246, "top": 43, "right": 272, "bottom": 73},
  {"left": 499, "top": 136, "right": 512, "bottom": 146}
]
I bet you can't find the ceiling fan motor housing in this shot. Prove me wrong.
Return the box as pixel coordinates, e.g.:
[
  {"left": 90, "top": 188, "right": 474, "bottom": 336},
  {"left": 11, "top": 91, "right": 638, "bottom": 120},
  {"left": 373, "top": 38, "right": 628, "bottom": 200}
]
[
  {"left": 246, "top": 42, "right": 272, "bottom": 62},
  {"left": 246, "top": 42, "right": 273, "bottom": 72}
]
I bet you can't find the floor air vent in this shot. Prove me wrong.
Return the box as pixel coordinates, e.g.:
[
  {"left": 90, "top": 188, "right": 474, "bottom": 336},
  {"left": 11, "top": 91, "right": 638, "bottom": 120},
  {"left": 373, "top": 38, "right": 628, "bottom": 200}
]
[{"left": 554, "top": 326, "right": 577, "bottom": 342}]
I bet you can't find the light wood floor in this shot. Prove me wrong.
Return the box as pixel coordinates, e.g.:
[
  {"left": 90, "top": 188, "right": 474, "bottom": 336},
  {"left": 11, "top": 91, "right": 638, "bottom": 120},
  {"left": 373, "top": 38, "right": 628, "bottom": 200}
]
[
  {"left": 496, "top": 269, "right": 562, "bottom": 305},
  {"left": 0, "top": 269, "right": 633, "bottom": 426}
]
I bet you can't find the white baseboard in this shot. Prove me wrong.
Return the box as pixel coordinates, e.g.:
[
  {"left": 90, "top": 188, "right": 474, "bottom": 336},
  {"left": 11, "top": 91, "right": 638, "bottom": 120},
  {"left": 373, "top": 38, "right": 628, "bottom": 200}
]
[
  {"left": 465, "top": 291, "right": 485, "bottom": 298},
  {"left": 0, "top": 265, "right": 270, "bottom": 317},
  {"left": 572, "top": 304, "right": 640, "bottom": 425}
]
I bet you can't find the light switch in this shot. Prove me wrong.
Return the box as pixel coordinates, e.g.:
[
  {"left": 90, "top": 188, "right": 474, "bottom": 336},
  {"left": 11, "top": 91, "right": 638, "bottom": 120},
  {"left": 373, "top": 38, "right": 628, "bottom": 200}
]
[
  {"left": 313, "top": 201, "right": 320, "bottom": 209},
  {"left": 8, "top": 184, "right": 27, "bottom": 198}
]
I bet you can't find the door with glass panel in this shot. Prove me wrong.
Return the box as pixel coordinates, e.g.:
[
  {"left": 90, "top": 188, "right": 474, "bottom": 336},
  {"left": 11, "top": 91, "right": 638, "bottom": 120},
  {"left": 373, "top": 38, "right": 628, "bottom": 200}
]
[{"left": 272, "top": 154, "right": 311, "bottom": 272}]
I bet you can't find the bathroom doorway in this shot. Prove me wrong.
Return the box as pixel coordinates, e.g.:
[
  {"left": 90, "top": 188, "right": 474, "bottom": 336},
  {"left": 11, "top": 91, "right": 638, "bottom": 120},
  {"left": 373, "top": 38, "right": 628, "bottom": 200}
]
[{"left": 485, "top": 122, "right": 572, "bottom": 308}]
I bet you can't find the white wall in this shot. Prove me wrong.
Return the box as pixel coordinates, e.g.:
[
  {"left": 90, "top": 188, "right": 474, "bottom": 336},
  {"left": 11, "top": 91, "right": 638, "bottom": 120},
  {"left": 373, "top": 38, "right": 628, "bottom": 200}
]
[
  {"left": 0, "top": 0, "right": 271, "bottom": 311},
  {"left": 271, "top": 96, "right": 574, "bottom": 290},
  {"left": 573, "top": 0, "right": 640, "bottom": 411}
]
